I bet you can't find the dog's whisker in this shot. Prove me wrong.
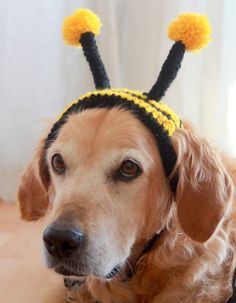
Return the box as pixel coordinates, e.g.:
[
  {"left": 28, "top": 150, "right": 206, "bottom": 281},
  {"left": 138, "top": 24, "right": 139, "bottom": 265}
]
[
  {"left": 117, "top": 267, "right": 128, "bottom": 281},
  {"left": 125, "top": 260, "right": 134, "bottom": 277}
]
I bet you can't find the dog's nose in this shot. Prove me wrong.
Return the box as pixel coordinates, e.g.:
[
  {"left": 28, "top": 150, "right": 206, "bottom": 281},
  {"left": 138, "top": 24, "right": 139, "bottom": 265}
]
[{"left": 43, "top": 226, "right": 83, "bottom": 258}]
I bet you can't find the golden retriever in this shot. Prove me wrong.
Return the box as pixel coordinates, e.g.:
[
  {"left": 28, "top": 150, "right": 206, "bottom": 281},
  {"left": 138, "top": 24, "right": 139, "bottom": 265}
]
[{"left": 18, "top": 107, "right": 236, "bottom": 303}]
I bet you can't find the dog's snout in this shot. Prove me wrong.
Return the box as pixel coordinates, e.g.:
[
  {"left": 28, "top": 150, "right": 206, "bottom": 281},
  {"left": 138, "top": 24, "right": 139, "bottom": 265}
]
[{"left": 43, "top": 226, "right": 83, "bottom": 259}]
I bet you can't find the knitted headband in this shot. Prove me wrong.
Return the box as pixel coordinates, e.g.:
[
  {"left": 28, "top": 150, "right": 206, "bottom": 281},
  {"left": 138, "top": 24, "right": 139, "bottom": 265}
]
[{"left": 45, "top": 9, "right": 211, "bottom": 193}]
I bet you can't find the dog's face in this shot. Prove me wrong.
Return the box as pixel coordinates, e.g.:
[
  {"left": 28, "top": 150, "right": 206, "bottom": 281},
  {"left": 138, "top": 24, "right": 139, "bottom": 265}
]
[
  {"left": 18, "top": 107, "right": 233, "bottom": 279},
  {"left": 43, "top": 108, "right": 171, "bottom": 277},
  {"left": 20, "top": 108, "right": 170, "bottom": 278}
]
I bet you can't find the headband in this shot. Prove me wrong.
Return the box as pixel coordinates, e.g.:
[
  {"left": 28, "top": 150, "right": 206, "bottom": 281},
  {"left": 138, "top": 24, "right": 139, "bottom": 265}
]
[{"left": 45, "top": 9, "right": 211, "bottom": 193}]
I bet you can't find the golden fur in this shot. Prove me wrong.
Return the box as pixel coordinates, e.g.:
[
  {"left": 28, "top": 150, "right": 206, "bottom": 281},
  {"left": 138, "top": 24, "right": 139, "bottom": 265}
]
[{"left": 18, "top": 108, "right": 236, "bottom": 303}]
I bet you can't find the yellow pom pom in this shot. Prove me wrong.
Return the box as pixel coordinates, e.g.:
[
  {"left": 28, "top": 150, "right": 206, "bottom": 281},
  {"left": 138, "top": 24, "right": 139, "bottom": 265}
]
[
  {"left": 63, "top": 9, "right": 101, "bottom": 47},
  {"left": 168, "top": 13, "right": 212, "bottom": 51}
]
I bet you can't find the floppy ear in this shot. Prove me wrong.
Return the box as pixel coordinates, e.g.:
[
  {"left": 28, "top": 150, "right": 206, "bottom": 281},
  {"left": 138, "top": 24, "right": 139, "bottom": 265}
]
[
  {"left": 17, "top": 138, "right": 50, "bottom": 220},
  {"left": 172, "top": 126, "right": 233, "bottom": 242}
]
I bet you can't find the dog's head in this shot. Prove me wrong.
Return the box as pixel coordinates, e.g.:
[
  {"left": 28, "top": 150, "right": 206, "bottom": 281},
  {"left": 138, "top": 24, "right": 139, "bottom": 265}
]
[{"left": 18, "top": 107, "right": 233, "bottom": 279}]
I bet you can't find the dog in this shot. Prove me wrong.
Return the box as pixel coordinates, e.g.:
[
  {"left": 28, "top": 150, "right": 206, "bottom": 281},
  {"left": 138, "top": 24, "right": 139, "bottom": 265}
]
[{"left": 18, "top": 106, "right": 236, "bottom": 303}]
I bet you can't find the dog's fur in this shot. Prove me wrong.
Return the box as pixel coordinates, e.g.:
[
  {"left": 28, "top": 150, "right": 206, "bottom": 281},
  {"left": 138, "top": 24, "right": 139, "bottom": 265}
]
[{"left": 18, "top": 108, "right": 236, "bottom": 303}]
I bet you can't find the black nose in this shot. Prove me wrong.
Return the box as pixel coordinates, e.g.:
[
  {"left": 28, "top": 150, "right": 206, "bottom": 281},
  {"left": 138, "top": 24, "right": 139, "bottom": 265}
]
[{"left": 43, "top": 226, "right": 83, "bottom": 258}]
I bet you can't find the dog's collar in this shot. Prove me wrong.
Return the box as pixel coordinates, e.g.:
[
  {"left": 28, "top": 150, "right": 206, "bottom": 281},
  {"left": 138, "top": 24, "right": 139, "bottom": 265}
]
[{"left": 64, "top": 228, "right": 165, "bottom": 294}]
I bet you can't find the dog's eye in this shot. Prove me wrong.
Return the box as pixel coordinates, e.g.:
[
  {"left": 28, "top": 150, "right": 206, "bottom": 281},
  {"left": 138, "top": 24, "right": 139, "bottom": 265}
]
[
  {"left": 118, "top": 159, "right": 141, "bottom": 180},
  {"left": 51, "top": 154, "right": 66, "bottom": 174}
]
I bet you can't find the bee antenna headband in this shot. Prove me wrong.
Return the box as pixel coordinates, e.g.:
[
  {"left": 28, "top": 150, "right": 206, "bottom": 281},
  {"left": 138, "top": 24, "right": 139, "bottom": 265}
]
[{"left": 45, "top": 9, "right": 212, "bottom": 194}]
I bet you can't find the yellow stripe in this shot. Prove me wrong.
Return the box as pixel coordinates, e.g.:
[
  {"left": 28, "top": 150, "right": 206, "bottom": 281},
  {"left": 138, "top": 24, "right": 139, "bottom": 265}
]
[
  {"left": 115, "top": 89, "right": 182, "bottom": 128},
  {"left": 149, "top": 100, "right": 181, "bottom": 128},
  {"left": 57, "top": 99, "right": 78, "bottom": 120},
  {"left": 57, "top": 89, "right": 180, "bottom": 136},
  {"left": 112, "top": 88, "right": 148, "bottom": 100}
]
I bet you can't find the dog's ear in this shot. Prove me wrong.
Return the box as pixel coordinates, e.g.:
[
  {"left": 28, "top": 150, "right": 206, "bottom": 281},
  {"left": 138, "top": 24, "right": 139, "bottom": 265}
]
[
  {"left": 17, "top": 138, "right": 50, "bottom": 220},
  {"left": 172, "top": 126, "right": 233, "bottom": 242}
]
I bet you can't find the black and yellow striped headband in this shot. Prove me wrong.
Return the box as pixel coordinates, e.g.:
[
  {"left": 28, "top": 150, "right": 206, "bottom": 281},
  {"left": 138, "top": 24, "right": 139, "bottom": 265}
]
[{"left": 45, "top": 9, "right": 211, "bottom": 193}]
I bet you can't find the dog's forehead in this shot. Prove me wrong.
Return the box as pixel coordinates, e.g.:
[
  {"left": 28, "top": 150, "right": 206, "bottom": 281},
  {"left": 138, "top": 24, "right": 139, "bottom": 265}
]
[{"left": 50, "top": 108, "right": 156, "bottom": 158}]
